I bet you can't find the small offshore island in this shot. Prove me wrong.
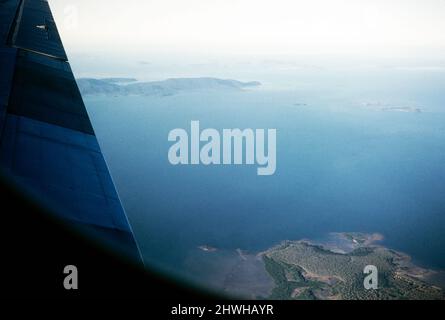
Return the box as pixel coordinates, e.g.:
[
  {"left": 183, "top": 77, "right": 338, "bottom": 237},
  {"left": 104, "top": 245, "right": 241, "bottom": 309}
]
[{"left": 262, "top": 232, "right": 444, "bottom": 300}]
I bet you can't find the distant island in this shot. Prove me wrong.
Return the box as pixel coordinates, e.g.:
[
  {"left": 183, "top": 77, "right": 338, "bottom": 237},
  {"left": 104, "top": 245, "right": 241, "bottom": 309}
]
[
  {"left": 76, "top": 77, "right": 261, "bottom": 96},
  {"left": 99, "top": 77, "right": 138, "bottom": 84},
  {"left": 360, "top": 101, "right": 423, "bottom": 113},
  {"left": 198, "top": 245, "right": 217, "bottom": 252}
]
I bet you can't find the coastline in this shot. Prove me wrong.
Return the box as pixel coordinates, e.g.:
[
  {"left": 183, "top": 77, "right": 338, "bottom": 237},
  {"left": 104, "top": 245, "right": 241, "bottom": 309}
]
[{"left": 191, "top": 232, "right": 445, "bottom": 300}]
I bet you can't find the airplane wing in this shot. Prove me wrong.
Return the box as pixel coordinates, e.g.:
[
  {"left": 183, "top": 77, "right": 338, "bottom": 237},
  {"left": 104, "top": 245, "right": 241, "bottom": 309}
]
[{"left": 0, "top": 0, "right": 142, "bottom": 263}]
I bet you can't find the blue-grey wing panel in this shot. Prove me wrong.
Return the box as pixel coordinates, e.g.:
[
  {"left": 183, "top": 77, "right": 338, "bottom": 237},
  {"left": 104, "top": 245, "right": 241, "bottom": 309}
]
[
  {"left": 0, "top": 47, "right": 17, "bottom": 134},
  {"left": 8, "top": 50, "right": 95, "bottom": 134},
  {"left": 0, "top": 0, "right": 142, "bottom": 263},
  {"left": 0, "top": 0, "right": 20, "bottom": 44},
  {"left": 11, "top": 0, "right": 67, "bottom": 60}
]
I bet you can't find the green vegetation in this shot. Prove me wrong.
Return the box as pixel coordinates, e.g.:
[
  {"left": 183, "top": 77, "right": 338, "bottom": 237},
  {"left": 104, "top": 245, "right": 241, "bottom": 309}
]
[
  {"left": 263, "top": 255, "right": 322, "bottom": 299},
  {"left": 262, "top": 233, "right": 445, "bottom": 300}
]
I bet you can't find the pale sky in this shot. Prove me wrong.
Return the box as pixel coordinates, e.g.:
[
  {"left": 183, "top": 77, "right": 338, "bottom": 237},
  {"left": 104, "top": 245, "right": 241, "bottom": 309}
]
[{"left": 50, "top": 0, "right": 445, "bottom": 56}]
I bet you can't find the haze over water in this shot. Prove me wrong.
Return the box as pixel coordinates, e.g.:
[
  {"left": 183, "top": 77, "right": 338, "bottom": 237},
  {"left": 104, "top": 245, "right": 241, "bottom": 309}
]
[{"left": 80, "top": 56, "right": 445, "bottom": 285}]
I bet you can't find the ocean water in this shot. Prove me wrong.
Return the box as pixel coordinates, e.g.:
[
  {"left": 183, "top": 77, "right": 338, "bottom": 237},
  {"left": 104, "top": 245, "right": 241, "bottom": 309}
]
[{"left": 83, "top": 68, "right": 445, "bottom": 287}]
